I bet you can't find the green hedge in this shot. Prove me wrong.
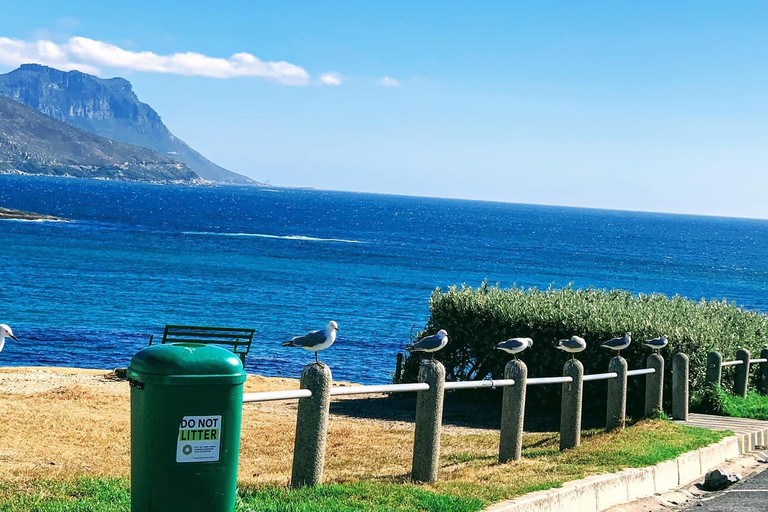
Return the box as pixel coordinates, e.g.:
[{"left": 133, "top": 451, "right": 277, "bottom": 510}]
[{"left": 401, "top": 283, "right": 768, "bottom": 413}]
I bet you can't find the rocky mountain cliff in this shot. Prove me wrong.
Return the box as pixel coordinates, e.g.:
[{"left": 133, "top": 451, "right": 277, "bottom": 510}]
[
  {"left": 0, "top": 64, "right": 256, "bottom": 184},
  {"left": 0, "top": 94, "right": 201, "bottom": 183}
]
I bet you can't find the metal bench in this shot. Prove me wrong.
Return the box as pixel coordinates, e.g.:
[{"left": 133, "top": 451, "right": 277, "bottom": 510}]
[{"left": 148, "top": 325, "right": 255, "bottom": 366}]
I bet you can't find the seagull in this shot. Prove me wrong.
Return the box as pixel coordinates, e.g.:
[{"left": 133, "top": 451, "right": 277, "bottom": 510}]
[
  {"left": 281, "top": 321, "right": 339, "bottom": 364},
  {"left": 555, "top": 336, "right": 587, "bottom": 359},
  {"left": 406, "top": 329, "right": 448, "bottom": 359},
  {"left": 496, "top": 337, "right": 533, "bottom": 359},
  {"left": 0, "top": 324, "right": 17, "bottom": 353},
  {"left": 601, "top": 332, "right": 632, "bottom": 357},
  {"left": 643, "top": 335, "right": 668, "bottom": 352}
]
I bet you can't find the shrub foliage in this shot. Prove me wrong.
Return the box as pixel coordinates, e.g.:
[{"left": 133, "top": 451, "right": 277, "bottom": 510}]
[{"left": 402, "top": 283, "right": 768, "bottom": 411}]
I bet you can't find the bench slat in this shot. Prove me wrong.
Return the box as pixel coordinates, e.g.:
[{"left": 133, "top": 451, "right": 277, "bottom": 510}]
[
  {"left": 163, "top": 332, "right": 253, "bottom": 340},
  {"left": 165, "top": 325, "right": 255, "bottom": 333}
]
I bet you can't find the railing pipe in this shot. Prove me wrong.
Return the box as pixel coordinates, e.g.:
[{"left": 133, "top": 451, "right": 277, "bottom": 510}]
[
  {"left": 627, "top": 368, "right": 655, "bottom": 377},
  {"left": 721, "top": 360, "right": 744, "bottom": 367},
  {"left": 528, "top": 376, "right": 573, "bottom": 386},
  {"left": 243, "top": 389, "right": 312, "bottom": 403},
  {"left": 583, "top": 372, "right": 618, "bottom": 382},
  {"left": 750, "top": 358, "right": 768, "bottom": 364},
  {"left": 330, "top": 383, "right": 429, "bottom": 396}
]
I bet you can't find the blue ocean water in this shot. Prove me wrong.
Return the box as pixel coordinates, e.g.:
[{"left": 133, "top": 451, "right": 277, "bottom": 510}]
[{"left": 2, "top": 174, "right": 768, "bottom": 384}]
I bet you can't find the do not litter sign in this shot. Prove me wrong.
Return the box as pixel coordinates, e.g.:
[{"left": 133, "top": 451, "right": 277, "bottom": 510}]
[{"left": 176, "top": 415, "right": 222, "bottom": 463}]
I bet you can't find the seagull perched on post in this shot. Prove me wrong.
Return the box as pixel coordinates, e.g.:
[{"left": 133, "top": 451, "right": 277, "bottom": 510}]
[
  {"left": 643, "top": 335, "right": 668, "bottom": 352},
  {"left": 601, "top": 332, "right": 632, "bottom": 357},
  {"left": 406, "top": 329, "right": 448, "bottom": 359},
  {"left": 496, "top": 337, "right": 533, "bottom": 359},
  {"left": 282, "top": 321, "right": 339, "bottom": 364},
  {"left": 555, "top": 336, "right": 587, "bottom": 359},
  {"left": 0, "top": 324, "right": 17, "bottom": 353}
]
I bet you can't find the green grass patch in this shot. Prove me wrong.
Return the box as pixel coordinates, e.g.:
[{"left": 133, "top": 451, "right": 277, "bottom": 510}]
[
  {"left": 0, "top": 419, "right": 728, "bottom": 512},
  {"left": 700, "top": 384, "right": 768, "bottom": 420}
]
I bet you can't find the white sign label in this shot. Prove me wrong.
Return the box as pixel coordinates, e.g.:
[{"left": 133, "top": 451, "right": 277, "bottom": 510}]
[{"left": 176, "top": 415, "right": 222, "bottom": 463}]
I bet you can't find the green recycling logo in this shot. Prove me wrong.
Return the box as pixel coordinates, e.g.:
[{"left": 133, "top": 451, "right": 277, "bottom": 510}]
[{"left": 182, "top": 444, "right": 193, "bottom": 456}]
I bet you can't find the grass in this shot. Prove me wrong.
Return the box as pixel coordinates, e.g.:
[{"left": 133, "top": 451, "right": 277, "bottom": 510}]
[
  {"left": 0, "top": 413, "right": 728, "bottom": 512},
  {"left": 700, "top": 384, "right": 768, "bottom": 420}
]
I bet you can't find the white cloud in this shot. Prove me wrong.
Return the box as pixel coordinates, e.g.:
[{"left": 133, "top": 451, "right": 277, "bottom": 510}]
[
  {"left": 0, "top": 36, "right": 310, "bottom": 85},
  {"left": 378, "top": 76, "right": 400, "bottom": 87},
  {"left": 319, "top": 72, "right": 342, "bottom": 85}
]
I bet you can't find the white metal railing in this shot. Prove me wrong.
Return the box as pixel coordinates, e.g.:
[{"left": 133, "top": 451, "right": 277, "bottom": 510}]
[
  {"left": 243, "top": 367, "right": 655, "bottom": 404},
  {"left": 444, "top": 378, "right": 515, "bottom": 390},
  {"left": 627, "top": 368, "right": 656, "bottom": 377},
  {"left": 583, "top": 372, "right": 618, "bottom": 382},
  {"left": 527, "top": 376, "right": 573, "bottom": 386},
  {"left": 330, "top": 383, "right": 429, "bottom": 396},
  {"left": 721, "top": 360, "right": 744, "bottom": 367},
  {"left": 243, "top": 389, "right": 312, "bottom": 403},
  {"left": 751, "top": 358, "right": 768, "bottom": 364}
]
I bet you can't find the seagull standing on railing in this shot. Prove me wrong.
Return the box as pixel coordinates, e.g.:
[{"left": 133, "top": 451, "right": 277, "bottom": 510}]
[
  {"left": 406, "top": 329, "right": 448, "bottom": 359},
  {"left": 0, "top": 324, "right": 18, "bottom": 353},
  {"left": 601, "top": 332, "right": 632, "bottom": 357},
  {"left": 555, "top": 336, "right": 587, "bottom": 359},
  {"left": 496, "top": 337, "right": 533, "bottom": 359},
  {"left": 282, "top": 321, "right": 339, "bottom": 364},
  {"left": 643, "top": 335, "right": 668, "bottom": 352}
]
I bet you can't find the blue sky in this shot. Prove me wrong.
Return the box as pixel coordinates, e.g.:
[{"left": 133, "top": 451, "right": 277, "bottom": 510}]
[{"left": 0, "top": 1, "right": 766, "bottom": 218}]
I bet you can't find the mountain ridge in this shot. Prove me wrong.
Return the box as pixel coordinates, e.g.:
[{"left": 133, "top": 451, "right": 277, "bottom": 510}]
[
  {"left": 0, "top": 94, "right": 202, "bottom": 183},
  {"left": 0, "top": 64, "right": 257, "bottom": 185}
]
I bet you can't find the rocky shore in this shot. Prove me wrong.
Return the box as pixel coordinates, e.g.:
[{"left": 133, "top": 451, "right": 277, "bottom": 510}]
[{"left": 0, "top": 207, "right": 65, "bottom": 222}]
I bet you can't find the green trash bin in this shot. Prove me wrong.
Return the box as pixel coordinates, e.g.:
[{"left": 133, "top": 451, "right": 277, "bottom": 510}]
[{"left": 128, "top": 343, "right": 247, "bottom": 512}]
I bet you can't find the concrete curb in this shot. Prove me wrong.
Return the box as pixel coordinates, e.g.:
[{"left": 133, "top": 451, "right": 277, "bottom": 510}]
[{"left": 484, "top": 436, "right": 741, "bottom": 512}]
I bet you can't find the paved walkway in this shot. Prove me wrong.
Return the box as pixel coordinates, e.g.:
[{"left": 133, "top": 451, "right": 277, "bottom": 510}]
[
  {"left": 682, "top": 465, "right": 768, "bottom": 511},
  {"left": 677, "top": 413, "right": 768, "bottom": 459}
]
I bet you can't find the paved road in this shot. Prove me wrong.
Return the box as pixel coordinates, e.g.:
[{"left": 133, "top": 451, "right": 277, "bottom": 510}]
[{"left": 686, "top": 466, "right": 768, "bottom": 511}]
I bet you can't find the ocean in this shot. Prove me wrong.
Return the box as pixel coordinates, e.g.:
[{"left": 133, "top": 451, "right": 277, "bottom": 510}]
[{"left": 2, "top": 174, "right": 768, "bottom": 384}]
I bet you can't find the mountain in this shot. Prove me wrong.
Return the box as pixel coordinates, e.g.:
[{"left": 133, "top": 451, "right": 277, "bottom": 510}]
[
  {"left": 0, "top": 94, "right": 201, "bottom": 183},
  {"left": 0, "top": 64, "right": 256, "bottom": 185}
]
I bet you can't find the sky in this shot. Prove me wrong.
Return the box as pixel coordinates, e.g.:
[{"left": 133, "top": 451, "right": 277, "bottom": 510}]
[{"left": 0, "top": 1, "right": 766, "bottom": 218}]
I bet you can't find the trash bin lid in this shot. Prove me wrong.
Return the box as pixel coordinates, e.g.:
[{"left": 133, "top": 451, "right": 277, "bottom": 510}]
[{"left": 128, "top": 343, "right": 247, "bottom": 385}]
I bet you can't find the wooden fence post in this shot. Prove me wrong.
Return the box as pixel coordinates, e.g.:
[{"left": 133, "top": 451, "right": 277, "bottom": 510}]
[
  {"left": 411, "top": 360, "right": 445, "bottom": 483},
  {"left": 705, "top": 351, "right": 722, "bottom": 387},
  {"left": 606, "top": 356, "right": 628, "bottom": 430},
  {"left": 735, "top": 348, "right": 750, "bottom": 398},
  {"left": 394, "top": 353, "right": 404, "bottom": 384},
  {"left": 672, "top": 353, "right": 689, "bottom": 421},
  {"left": 291, "top": 362, "right": 332, "bottom": 488},
  {"left": 645, "top": 353, "right": 664, "bottom": 416},
  {"left": 560, "top": 359, "right": 583, "bottom": 450},
  {"left": 499, "top": 360, "right": 527, "bottom": 462}
]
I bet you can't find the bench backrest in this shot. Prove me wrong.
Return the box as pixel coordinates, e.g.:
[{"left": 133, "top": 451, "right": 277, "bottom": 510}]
[{"left": 156, "top": 325, "right": 255, "bottom": 365}]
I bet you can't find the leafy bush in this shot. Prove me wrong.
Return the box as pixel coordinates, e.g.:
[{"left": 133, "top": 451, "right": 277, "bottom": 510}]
[
  {"left": 402, "top": 283, "right": 768, "bottom": 413},
  {"left": 697, "top": 384, "right": 768, "bottom": 420}
]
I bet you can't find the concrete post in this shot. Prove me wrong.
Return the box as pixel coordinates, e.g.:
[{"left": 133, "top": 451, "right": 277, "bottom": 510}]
[
  {"left": 411, "top": 360, "right": 445, "bottom": 483},
  {"left": 735, "top": 348, "right": 750, "bottom": 398},
  {"left": 499, "top": 360, "right": 527, "bottom": 463},
  {"left": 761, "top": 347, "right": 768, "bottom": 395},
  {"left": 291, "top": 362, "right": 332, "bottom": 488},
  {"left": 705, "top": 351, "right": 722, "bottom": 387},
  {"left": 394, "top": 353, "right": 404, "bottom": 384},
  {"left": 672, "top": 353, "right": 689, "bottom": 421},
  {"left": 560, "top": 359, "right": 583, "bottom": 451},
  {"left": 644, "top": 353, "right": 664, "bottom": 417},
  {"left": 606, "top": 356, "right": 628, "bottom": 430}
]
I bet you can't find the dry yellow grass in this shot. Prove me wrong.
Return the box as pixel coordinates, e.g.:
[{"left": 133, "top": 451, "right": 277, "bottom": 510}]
[{"left": 0, "top": 366, "right": 725, "bottom": 504}]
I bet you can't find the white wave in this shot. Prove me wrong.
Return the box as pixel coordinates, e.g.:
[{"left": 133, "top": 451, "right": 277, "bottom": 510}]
[
  {"left": 1, "top": 218, "right": 69, "bottom": 223},
  {"left": 184, "top": 231, "right": 367, "bottom": 244}
]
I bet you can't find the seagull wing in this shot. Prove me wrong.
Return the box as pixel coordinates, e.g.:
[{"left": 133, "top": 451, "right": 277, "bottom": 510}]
[
  {"left": 287, "top": 329, "right": 327, "bottom": 348},
  {"left": 410, "top": 333, "right": 445, "bottom": 351}
]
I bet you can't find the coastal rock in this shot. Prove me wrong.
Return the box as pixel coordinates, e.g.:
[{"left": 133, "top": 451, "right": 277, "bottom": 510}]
[
  {"left": 702, "top": 468, "right": 742, "bottom": 491},
  {"left": 0, "top": 207, "right": 65, "bottom": 222}
]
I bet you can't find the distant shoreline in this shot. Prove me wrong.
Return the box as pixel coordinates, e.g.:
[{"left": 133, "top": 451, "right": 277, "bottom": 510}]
[{"left": 0, "top": 206, "right": 65, "bottom": 222}]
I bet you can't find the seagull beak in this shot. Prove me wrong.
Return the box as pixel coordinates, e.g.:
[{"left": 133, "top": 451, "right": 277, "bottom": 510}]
[{"left": 9, "top": 334, "right": 17, "bottom": 341}]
